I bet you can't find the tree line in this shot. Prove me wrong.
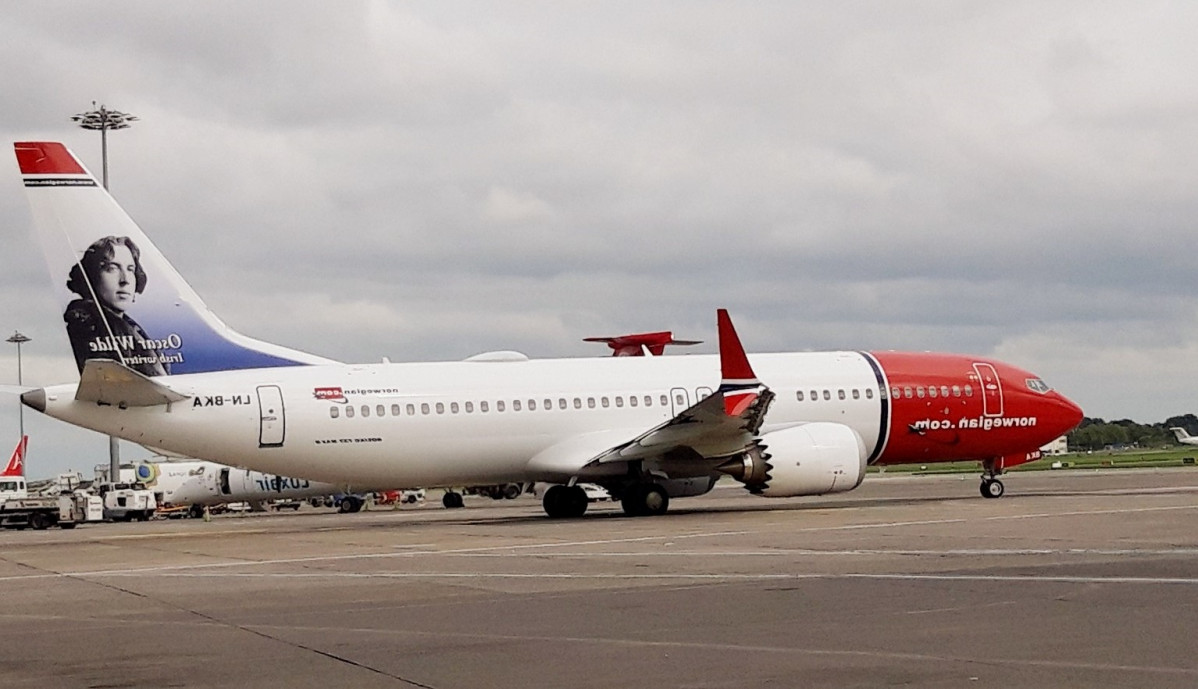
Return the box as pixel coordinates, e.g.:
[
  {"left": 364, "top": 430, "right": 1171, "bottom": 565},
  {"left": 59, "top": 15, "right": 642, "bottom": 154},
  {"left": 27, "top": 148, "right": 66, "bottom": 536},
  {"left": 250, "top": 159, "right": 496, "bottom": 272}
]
[{"left": 1067, "top": 414, "right": 1198, "bottom": 451}]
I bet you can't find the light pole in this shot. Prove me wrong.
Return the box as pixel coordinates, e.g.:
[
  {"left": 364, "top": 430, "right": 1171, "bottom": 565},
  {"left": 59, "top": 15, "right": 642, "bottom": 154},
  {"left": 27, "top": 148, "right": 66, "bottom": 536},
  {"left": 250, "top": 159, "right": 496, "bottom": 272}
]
[
  {"left": 6, "top": 331, "right": 30, "bottom": 451},
  {"left": 70, "top": 103, "right": 137, "bottom": 190},
  {"left": 72, "top": 102, "right": 138, "bottom": 481}
]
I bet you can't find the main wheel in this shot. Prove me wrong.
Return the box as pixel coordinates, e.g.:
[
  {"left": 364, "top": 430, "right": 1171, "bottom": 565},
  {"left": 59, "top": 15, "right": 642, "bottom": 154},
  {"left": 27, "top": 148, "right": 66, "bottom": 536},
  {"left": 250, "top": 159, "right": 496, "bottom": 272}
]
[
  {"left": 29, "top": 512, "right": 51, "bottom": 530},
  {"left": 188, "top": 504, "right": 205, "bottom": 519},
  {"left": 980, "top": 479, "right": 1005, "bottom": 498},
  {"left": 442, "top": 491, "right": 464, "bottom": 509},
  {"left": 543, "top": 485, "right": 588, "bottom": 518},
  {"left": 621, "top": 484, "right": 669, "bottom": 517}
]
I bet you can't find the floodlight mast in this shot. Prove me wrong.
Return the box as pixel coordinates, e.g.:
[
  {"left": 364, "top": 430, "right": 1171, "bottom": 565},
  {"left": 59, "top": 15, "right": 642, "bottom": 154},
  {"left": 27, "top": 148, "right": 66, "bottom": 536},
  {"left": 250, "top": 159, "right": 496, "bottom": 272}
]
[
  {"left": 71, "top": 102, "right": 138, "bottom": 481},
  {"left": 70, "top": 102, "right": 138, "bottom": 190},
  {"left": 6, "top": 331, "right": 30, "bottom": 458}
]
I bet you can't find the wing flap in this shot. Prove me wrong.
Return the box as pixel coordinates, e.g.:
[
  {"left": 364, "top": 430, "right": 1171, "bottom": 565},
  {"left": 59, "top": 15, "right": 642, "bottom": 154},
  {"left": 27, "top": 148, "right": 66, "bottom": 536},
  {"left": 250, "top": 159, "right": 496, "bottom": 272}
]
[{"left": 75, "top": 359, "right": 189, "bottom": 407}]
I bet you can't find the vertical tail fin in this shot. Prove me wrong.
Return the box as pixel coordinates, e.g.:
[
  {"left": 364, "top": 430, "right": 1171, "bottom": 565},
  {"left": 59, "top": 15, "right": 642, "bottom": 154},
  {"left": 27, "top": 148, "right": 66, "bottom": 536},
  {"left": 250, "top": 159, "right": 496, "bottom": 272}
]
[
  {"left": 14, "top": 142, "right": 337, "bottom": 376},
  {"left": 2, "top": 436, "right": 27, "bottom": 478}
]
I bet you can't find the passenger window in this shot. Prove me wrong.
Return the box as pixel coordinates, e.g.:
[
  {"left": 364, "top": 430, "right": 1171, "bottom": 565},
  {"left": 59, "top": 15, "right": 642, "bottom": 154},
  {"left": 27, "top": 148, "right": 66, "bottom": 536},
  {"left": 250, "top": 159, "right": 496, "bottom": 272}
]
[
  {"left": 545, "top": 398, "right": 553, "bottom": 410},
  {"left": 629, "top": 396, "right": 638, "bottom": 407},
  {"left": 465, "top": 401, "right": 474, "bottom": 413},
  {"left": 867, "top": 388, "right": 875, "bottom": 399},
  {"left": 903, "top": 387, "right": 913, "bottom": 399},
  {"left": 852, "top": 389, "right": 860, "bottom": 400},
  {"left": 574, "top": 398, "right": 582, "bottom": 409},
  {"left": 361, "top": 405, "right": 370, "bottom": 418},
  {"left": 376, "top": 405, "right": 385, "bottom": 417},
  {"left": 513, "top": 400, "right": 522, "bottom": 411},
  {"left": 588, "top": 398, "right": 596, "bottom": 409},
  {"left": 928, "top": 387, "right": 937, "bottom": 398},
  {"left": 601, "top": 397, "right": 610, "bottom": 408},
  {"left": 916, "top": 387, "right": 925, "bottom": 399},
  {"left": 450, "top": 402, "right": 460, "bottom": 414},
  {"left": 481, "top": 401, "right": 489, "bottom": 413},
  {"left": 964, "top": 385, "right": 973, "bottom": 397},
  {"left": 330, "top": 406, "right": 339, "bottom": 419},
  {"left": 435, "top": 402, "right": 445, "bottom": 414},
  {"left": 822, "top": 390, "right": 830, "bottom": 401},
  {"left": 796, "top": 391, "right": 804, "bottom": 401},
  {"left": 891, "top": 386, "right": 901, "bottom": 398},
  {"left": 346, "top": 406, "right": 355, "bottom": 418},
  {"left": 528, "top": 399, "right": 537, "bottom": 411},
  {"left": 952, "top": 385, "right": 961, "bottom": 397},
  {"left": 675, "top": 393, "right": 685, "bottom": 406},
  {"left": 615, "top": 396, "right": 624, "bottom": 408},
  {"left": 838, "top": 390, "right": 846, "bottom": 400},
  {"left": 660, "top": 395, "right": 668, "bottom": 406},
  {"left": 391, "top": 404, "right": 401, "bottom": 416},
  {"left": 645, "top": 395, "right": 653, "bottom": 407},
  {"left": 941, "top": 386, "right": 950, "bottom": 397},
  {"left": 496, "top": 400, "right": 505, "bottom": 412},
  {"left": 811, "top": 390, "right": 818, "bottom": 401},
  {"left": 421, "top": 403, "right": 430, "bottom": 415},
  {"left": 406, "top": 403, "right": 416, "bottom": 415}
]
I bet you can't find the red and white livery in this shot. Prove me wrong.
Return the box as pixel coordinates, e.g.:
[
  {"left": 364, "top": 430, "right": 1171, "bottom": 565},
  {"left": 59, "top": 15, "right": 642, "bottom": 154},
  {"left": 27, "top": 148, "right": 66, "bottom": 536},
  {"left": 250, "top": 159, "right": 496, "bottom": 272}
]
[{"left": 11, "top": 142, "right": 1083, "bottom": 517}]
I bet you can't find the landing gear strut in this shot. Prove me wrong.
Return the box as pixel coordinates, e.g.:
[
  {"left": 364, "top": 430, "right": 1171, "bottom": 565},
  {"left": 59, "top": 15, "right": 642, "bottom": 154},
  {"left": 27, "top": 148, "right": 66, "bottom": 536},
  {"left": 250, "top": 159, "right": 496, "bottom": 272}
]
[{"left": 979, "top": 458, "right": 1005, "bottom": 499}]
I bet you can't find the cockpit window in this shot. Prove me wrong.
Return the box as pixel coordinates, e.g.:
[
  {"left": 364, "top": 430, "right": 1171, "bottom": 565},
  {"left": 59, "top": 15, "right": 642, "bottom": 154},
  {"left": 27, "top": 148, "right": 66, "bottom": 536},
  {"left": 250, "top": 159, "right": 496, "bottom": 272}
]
[{"left": 1026, "top": 378, "right": 1051, "bottom": 394}]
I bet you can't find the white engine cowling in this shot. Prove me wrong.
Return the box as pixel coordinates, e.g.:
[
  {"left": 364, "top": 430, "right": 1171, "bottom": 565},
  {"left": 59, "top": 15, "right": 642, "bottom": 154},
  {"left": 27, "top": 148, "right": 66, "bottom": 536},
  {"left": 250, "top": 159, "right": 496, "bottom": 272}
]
[{"left": 720, "top": 423, "right": 866, "bottom": 498}]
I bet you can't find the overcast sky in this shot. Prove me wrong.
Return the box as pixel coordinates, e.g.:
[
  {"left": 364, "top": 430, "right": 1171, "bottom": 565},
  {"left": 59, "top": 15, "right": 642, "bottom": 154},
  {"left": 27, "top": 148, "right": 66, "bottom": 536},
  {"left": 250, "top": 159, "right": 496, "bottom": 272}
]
[{"left": 2, "top": 2, "right": 1196, "bottom": 479}]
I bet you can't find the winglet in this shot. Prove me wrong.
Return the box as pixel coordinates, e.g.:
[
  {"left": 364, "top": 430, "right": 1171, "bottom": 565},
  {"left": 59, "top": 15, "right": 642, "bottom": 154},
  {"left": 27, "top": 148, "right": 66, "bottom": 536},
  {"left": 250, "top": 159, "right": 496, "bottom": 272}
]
[
  {"left": 2, "top": 436, "right": 27, "bottom": 478},
  {"left": 717, "top": 309, "right": 760, "bottom": 416},
  {"left": 75, "top": 359, "right": 190, "bottom": 408}
]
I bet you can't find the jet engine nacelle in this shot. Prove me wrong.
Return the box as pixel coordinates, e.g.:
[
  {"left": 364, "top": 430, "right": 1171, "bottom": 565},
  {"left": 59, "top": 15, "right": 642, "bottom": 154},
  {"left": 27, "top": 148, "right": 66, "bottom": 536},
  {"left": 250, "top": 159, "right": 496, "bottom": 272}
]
[{"left": 720, "top": 423, "right": 866, "bottom": 498}]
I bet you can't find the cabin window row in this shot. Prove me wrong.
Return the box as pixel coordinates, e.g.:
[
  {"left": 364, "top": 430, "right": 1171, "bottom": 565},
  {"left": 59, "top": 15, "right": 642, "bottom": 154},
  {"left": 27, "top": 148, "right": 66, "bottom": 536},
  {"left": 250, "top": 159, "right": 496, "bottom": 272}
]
[
  {"left": 795, "top": 388, "right": 876, "bottom": 402},
  {"left": 890, "top": 384, "right": 973, "bottom": 400},
  {"left": 329, "top": 394, "right": 672, "bottom": 419}
]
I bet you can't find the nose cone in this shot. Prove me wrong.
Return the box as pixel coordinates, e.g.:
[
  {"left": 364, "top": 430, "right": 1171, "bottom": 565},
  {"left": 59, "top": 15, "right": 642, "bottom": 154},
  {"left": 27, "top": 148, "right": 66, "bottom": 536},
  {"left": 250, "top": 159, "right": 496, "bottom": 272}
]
[
  {"left": 1046, "top": 391, "right": 1084, "bottom": 438},
  {"left": 21, "top": 388, "right": 46, "bottom": 413}
]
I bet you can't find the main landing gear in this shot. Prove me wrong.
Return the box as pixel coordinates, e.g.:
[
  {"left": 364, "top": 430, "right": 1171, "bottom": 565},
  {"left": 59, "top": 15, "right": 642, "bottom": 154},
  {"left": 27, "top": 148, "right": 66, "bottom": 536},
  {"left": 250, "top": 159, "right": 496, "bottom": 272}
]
[
  {"left": 542, "top": 484, "right": 588, "bottom": 518},
  {"left": 979, "top": 458, "right": 1005, "bottom": 499},
  {"left": 620, "top": 483, "right": 669, "bottom": 517}
]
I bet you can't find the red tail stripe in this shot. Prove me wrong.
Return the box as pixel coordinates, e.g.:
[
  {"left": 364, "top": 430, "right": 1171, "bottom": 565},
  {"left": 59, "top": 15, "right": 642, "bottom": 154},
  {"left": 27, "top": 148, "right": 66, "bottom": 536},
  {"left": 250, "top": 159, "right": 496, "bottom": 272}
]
[{"left": 14, "top": 142, "right": 85, "bottom": 175}]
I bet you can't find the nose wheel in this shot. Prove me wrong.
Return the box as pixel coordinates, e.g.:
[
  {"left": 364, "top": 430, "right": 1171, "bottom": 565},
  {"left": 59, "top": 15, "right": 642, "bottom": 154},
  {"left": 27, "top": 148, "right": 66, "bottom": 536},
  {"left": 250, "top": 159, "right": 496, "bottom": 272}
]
[{"left": 980, "top": 478, "right": 1005, "bottom": 498}]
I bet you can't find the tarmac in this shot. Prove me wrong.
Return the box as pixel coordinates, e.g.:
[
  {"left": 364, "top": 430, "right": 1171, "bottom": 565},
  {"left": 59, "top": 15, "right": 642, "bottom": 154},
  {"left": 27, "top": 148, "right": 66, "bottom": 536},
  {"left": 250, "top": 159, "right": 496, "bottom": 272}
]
[{"left": 1, "top": 468, "right": 1196, "bottom": 689}]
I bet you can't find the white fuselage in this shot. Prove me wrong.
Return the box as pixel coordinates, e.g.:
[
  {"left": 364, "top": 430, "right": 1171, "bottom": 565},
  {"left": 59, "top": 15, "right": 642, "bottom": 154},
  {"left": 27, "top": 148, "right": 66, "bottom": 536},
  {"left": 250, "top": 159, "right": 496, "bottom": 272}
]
[{"left": 39, "top": 352, "right": 887, "bottom": 487}]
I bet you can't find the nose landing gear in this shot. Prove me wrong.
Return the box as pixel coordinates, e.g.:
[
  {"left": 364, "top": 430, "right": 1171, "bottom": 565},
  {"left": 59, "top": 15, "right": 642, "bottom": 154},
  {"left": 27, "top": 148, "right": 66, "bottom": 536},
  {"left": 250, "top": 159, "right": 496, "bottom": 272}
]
[
  {"left": 980, "top": 477, "right": 1005, "bottom": 498},
  {"left": 979, "top": 458, "right": 1005, "bottom": 498}
]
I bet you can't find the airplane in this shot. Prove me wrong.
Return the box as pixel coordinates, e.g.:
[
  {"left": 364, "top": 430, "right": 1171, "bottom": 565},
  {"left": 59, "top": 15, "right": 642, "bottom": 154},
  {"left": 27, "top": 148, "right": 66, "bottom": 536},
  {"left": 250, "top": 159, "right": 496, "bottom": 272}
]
[
  {"left": 0, "top": 436, "right": 29, "bottom": 500},
  {"left": 127, "top": 459, "right": 360, "bottom": 517},
  {"left": 10, "top": 141, "right": 1084, "bottom": 517},
  {"left": 584, "top": 332, "right": 702, "bottom": 357},
  {"left": 1169, "top": 428, "right": 1198, "bottom": 446}
]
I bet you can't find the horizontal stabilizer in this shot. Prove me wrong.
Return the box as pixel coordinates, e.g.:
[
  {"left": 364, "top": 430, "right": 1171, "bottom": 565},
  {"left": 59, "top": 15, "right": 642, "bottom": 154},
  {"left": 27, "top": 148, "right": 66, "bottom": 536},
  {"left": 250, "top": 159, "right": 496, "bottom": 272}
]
[{"left": 75, "top": 359, "right": 190, "bottom": 407}]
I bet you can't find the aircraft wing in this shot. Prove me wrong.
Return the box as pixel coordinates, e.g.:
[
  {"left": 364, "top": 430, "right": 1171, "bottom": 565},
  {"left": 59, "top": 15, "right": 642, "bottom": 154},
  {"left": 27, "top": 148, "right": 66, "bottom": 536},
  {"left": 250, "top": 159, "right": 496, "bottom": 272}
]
[
  {"left": 75, "top": 359, "right": 190, "bottom": 407},
  {"left": 527, "top": 310, "right": 772, "bottom": 479}
]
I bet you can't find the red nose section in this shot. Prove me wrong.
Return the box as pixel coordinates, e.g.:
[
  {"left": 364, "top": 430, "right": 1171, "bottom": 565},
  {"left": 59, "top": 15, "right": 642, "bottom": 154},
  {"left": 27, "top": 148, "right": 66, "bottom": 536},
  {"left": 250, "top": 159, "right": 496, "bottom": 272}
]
[{"left": 1044, "top": 391, "right": 1085, "bottom": 438}]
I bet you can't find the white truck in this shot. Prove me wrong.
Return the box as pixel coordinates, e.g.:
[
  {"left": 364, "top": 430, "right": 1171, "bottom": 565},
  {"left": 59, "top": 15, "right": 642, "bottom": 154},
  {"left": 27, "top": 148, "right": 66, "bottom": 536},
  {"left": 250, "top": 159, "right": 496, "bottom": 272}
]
[
  {"left": 0, "top": 474, "right": 103, "bottom": 530},
  {"left": 95, "top": 482, "right": 157, "bottom": 522}
]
